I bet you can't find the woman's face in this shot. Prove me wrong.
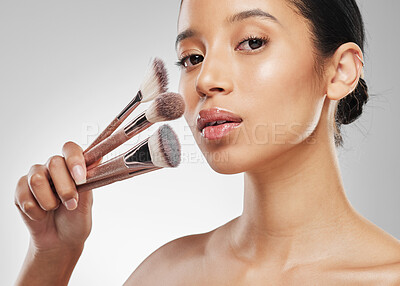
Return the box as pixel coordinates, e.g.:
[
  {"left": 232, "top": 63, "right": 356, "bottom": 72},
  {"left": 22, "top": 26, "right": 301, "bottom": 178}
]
[{"left": 176, "top": 0, "right": 327, "bottom": 174}]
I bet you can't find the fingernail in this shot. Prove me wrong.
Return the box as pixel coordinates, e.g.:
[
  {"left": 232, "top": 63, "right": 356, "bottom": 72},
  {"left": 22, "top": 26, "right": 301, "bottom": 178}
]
[
  {"left": 72, "top": 165, "right": 86, "bottom": 185},
  {"left": 64, "top": 198, "right": 77, "bottom": 211}
]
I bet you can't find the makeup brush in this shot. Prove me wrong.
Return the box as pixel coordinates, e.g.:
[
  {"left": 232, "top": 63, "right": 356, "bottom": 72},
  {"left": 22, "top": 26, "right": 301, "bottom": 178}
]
[
  {"left": 77, "top": 167, "right": 161, "bottom": 193},
  {"left": 85, "top": 57, "right": 169, "bottom": 152},
  {"left": 83, "top": 124, "right": 181, "bottom": 185},
  {"left": 84, "top": 92, "right": 185, "bottom": 167}
]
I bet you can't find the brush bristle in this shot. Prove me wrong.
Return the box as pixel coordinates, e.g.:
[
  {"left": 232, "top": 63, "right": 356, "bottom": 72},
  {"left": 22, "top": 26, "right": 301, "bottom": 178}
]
[
  {"left": 153, "top": 58, "right": 169, "bottom": 94},
  {"left": 145, "top": 92, "right": 185, "bottom": 123},
  {"left": 140, "top": 57, "right": 169, "bottom": 103},
  {"left": 148, "top": 124, "right": 181, "bottom": 168}
]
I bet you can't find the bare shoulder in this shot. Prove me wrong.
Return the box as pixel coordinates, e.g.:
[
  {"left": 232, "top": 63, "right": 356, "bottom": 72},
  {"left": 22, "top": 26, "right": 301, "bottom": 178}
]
[
  {"left": 325, "top": 213, "right": 400, "bottom": 285},
  {"left": 364, "top": 239, "right": 400, "bottom": 285},
  {"left": 371, "top": 261, "right": 400, "bottom": 285},
  {"left": 355, "top": 213, "right": 400, "bottom": 263},
  {"left": 123, "top": 230, "right": 213, "bottom": 286},
  {"left": 324, "top": 260, "right": 400, "bottom": 285}
]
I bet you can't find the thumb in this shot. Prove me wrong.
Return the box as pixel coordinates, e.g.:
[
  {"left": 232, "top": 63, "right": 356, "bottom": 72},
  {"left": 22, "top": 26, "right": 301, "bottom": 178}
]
[
  {"left": 56, "top": 189, "right": 93, "bottom": 218},
  {"left": 75, "top": 189, "right": 93, "bottom": 215},
  {"left": 55, "top": 189, "right": 93, "bottom": 235}
]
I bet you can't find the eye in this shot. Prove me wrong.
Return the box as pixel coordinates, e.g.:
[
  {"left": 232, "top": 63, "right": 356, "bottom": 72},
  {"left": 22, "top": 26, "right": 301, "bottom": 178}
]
[
  {"left": 175, "top": 54, "right": 204, "bottom": 70},
  {"left": 235, "top": 36, "right": 270, "bottom": 52}
]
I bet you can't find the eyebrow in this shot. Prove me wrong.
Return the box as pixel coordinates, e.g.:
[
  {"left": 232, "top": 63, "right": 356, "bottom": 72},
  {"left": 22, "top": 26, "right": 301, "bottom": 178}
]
[
  {"left": 175, "top": 9, "right": 280, "bottom": 50},
  {"left": 227, "top": 9, "right": 280, "bottom": 24},
  {"left": 175, "top": 28, "right": 197, "bottom": 50}
]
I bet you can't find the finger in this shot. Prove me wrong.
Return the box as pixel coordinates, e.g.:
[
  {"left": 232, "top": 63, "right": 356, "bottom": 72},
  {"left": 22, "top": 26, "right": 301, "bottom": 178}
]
[
  {"left": 46, "top": 155, "right": 79, "bottom": 211},
  {"left": 27, "top": 164, "right": 61, "bottom": 211},
  {"left": 15, "top": 175, "right": 47, "bottom": 221},
  {"left": 62, "top": 141, "right": 86, "bottom": 185}
]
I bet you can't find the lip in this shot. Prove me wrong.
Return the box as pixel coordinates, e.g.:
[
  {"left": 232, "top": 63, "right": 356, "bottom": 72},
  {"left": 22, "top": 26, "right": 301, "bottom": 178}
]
[{"left": 197, "top": 107, "right": 243, "bottom": 135}]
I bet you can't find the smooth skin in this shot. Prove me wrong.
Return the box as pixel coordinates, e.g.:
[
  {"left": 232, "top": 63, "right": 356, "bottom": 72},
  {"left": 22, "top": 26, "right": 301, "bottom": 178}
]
[
  {"left": 126, "top": 0, "right": 400, "bottom": 285},
  {"left": 14, "top": 142, "right": 100, "bottom": 285},
  {"left": 15, "top": 0, "right": 400, "bottom": 285}
]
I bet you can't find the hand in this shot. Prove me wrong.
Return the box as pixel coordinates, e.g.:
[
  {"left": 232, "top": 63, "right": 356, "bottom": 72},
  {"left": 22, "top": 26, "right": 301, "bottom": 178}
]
[{"left": 14, "top": 141, "right": 100, "bottom": 252}]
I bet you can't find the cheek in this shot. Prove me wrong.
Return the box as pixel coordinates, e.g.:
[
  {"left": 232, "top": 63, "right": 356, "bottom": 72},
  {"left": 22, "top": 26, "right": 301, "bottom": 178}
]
[
  {"left": 203, "top": 60, "right": 324, "bottom": 174},
  {"left": 179, "top": 73, "right": 198, "bottom": 125},
  {"left": 234, "top": 49, "right": 322, "bottom": 145}
]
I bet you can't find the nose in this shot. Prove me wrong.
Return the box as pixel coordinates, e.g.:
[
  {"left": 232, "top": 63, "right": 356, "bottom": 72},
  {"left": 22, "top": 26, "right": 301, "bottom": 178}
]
[{"left": 195, "top": 52, "right": 234, "bottom": 98}]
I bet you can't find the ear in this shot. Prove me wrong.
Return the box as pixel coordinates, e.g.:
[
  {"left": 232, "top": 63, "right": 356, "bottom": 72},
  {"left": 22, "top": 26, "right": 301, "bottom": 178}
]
[{"left": 326, "top": 43, "right": 364, "bottom": 101}]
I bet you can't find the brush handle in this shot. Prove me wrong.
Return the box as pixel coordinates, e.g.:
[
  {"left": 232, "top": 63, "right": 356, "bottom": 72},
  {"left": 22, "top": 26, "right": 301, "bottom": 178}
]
[
  {"left": 83, "top": 111, "right": 153, "bottom": 167},
  {"left": 85, "top": 91, "right": 142, "bottom": 152},
  {"left": 85, "top": 136, "right": 155, "bottom": 184},
  {"left": 85, "top": 117, "right": 122, "bottom": 152},
  {"left": 85, "top": 154, "right": 128, "bottom": 184},
  {"left": 84, "top": 129, "right": 129, "bottom": 167},
  {"left": 77, "top": 167, "right": 162, "bottom": 193}
]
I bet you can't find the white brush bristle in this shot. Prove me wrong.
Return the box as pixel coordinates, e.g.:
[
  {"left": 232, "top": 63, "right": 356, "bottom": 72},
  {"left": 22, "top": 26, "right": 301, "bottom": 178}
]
[
  {"left": 140, "top": 57, "right": 169, "bottom": 103},
  {"left": 148, "top": 124, "right": 181, "bottom": 168}
]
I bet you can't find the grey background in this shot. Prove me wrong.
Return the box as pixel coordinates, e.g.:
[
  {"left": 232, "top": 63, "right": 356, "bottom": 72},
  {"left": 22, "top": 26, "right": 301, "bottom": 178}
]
[{"left": 0, "top": 0, "right": 399, "bottom": 285}]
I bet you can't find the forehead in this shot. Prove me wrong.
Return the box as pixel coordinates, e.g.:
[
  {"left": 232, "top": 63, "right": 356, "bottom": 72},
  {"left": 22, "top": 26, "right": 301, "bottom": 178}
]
[
  {"left": 176, "top": 0, "right": 310, "bottom": 54},
  {"left": 178, "top": 0, "right": 295, "bottom": 30}
]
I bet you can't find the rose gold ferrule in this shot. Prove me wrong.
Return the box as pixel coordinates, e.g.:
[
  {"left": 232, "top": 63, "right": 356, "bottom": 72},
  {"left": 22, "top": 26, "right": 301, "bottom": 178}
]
[
  {"left": 84, "top": 136, "right": 155, "bottom": 184},
  {"left": 123, "top": 111, "right": 153, "bottom": 136},
  {"left": 84, "top": 110, "right": 153, "bottom": 167},
  {"left": 117, "top": 90, "right": 142, "bottom": 120},
  {"left": 85, "top": 91, "right": 142, "bottom": 152}
]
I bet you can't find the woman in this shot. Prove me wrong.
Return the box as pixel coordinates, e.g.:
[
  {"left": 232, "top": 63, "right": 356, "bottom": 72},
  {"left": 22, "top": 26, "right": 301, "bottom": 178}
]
[{"left": 15, "top": 0, "right": 400, "bottom": 285}]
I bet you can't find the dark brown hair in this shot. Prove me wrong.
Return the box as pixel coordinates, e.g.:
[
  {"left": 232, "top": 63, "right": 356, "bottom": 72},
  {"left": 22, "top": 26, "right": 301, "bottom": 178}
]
[{"left": 286, "top": 0, "right": 369, "bottom": 147}]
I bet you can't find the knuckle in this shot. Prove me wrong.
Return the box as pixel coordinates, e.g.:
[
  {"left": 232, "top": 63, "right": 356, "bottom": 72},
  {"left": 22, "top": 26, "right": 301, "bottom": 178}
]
[
  {"left": 63, "top": 141, "right": 75, "bottom": 150},
  {"left": 58, "top": 188, "right": 77, "bottom": 200},
  {"left": 29, "top": 164, "right": 43, "bottom": 172},
  {"left": 42, "top": 201, "right": 58, "bottom": 211},
  {"left": 63, "top": 141, "right": 82, "bottom": 153},
  {"left": 28, "top": 164, "right": 43, "bottom": 176},
  {"left": 22, "top": 201, "right": 36, "bottom": 214},
  {"left": 23, "top": 202, "right": 46, "bottom": 221},
  {"left": 29, "top": 172, "right": 46, "bottom": 189},
  {"left": 48, "top": 155, "right": 65, "bottom": 170}
]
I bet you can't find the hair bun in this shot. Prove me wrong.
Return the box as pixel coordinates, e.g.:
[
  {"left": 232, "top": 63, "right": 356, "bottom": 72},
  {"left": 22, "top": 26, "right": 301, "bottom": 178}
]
[{"left": 335, "top": 78, "right": 369, "bottom": 126}]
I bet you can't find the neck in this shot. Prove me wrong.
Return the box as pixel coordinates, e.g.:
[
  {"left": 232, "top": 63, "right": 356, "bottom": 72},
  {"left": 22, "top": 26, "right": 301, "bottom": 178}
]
[{"left": 230, "top": 100, "right": 359, "bottom": 266}]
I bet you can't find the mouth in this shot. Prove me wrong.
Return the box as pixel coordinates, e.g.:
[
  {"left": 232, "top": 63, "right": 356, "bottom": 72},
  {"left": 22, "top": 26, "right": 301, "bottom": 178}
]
[{"left": 197, "top": 108, "right": 243, "bottom": 140}]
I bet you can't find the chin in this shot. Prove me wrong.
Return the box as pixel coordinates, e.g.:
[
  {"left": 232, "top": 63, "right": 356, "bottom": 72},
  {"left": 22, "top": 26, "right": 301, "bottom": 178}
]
[
  {"left": 192, "top": 118, "right": 316, "bottom": 175},
  {"left": 200, "top": 144, "right": 260, "bottom": 175},
  {"left": 200, "top": 136, "right": 302, "bottom": 175},
  {"left": 207, "top": 160, "right": 246, "bottom": 175}
]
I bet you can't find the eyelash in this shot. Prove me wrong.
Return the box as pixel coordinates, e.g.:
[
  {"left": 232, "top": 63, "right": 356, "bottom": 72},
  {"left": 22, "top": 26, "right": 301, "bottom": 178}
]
[
  {"left": 175, "top": 52, "right": 194, "bottom": 69},
  {"left": 175, "top": 35, "right": 270, "bottom": 70},
  {"left": 236, "top": 35, "right": 270, "bottom": 52}
]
